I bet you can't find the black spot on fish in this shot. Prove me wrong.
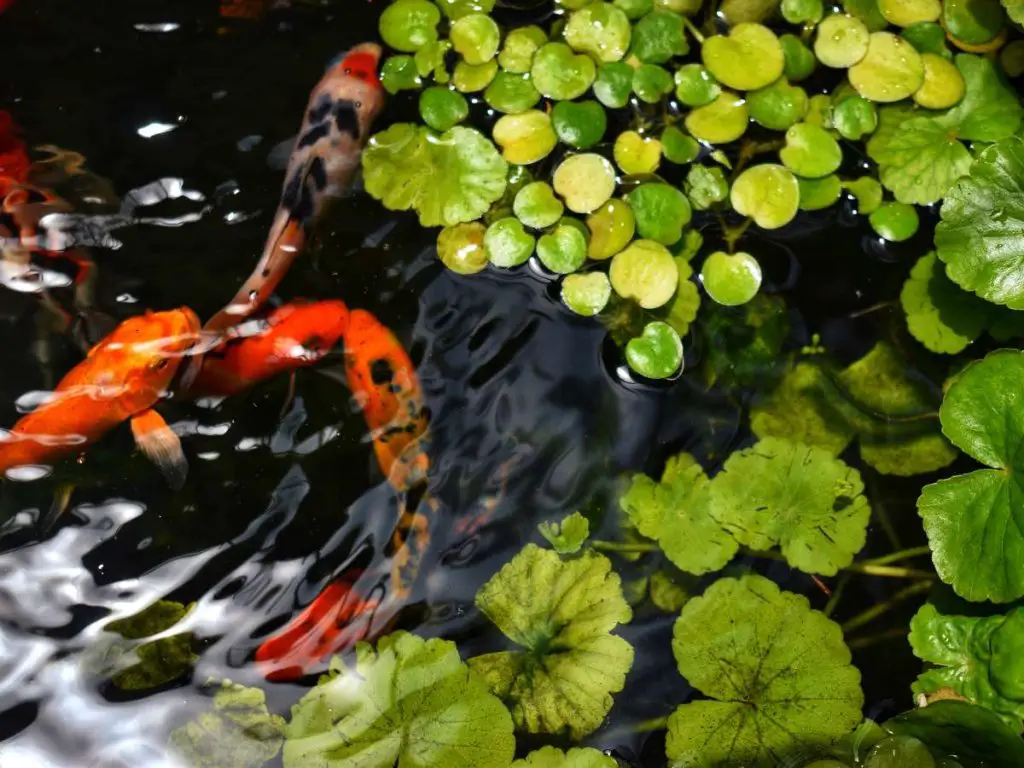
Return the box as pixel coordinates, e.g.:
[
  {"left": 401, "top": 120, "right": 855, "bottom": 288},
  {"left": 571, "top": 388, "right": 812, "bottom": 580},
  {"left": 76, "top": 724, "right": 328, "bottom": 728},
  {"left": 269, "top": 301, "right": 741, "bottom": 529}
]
[
  {"left": 333, "top": 100, "right": 360, "bottom": 139},
  {"left": 261, "top": 267, "right": 271, "bottom": 277},
  {"left": 296, "top": 122, "right": 330, "bottom": 149},
  {"left": 282, "top": 168, "right": 315, "bottom": 222},
  {"left": 307, "top": 94, "right": 333, "bottom": 123},
  {"left": 370, "top": 358, "right": 394, "bottom": 385},
  {"left": 309, "top": 156, "right": 327, "bottom": 190}
]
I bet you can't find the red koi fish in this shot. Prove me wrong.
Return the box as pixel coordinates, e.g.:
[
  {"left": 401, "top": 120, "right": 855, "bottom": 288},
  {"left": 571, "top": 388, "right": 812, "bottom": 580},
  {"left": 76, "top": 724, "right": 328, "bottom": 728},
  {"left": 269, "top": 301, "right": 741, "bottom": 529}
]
[
  {"left": 0, "top": 308, "right": 200, "bottom": 487},
  {"left": 193, "top": 43, "right": 385, "bottom": 347},
  {"left": 0, "top": 111, "right": 30, "bottom": 187},
  {"left": 254, "top": 309, "right": 433, "bottom": 679},
  {"left": 186, "top": 300, "right": 349, "bottom": 398}
]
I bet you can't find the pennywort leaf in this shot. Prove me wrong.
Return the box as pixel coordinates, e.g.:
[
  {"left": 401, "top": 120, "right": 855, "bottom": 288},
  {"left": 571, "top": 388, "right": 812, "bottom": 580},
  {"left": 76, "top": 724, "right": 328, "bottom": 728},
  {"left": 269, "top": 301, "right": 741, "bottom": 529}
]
[
  {"left": 512, "top": 746, "right": 617, "bottom": 768},
  {"left": 537, "top": 511, "right": 590, "bottom": 554},
  {"left": 668, "top": 574, "right": 864, "bottom": 767}
]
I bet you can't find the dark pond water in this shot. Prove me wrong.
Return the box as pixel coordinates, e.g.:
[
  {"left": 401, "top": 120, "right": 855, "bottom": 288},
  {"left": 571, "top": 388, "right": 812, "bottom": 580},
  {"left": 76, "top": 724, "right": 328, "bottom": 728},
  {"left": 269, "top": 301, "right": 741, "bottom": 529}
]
[{"left": 0, "top": 1, "right": 961, "bottom": 765}]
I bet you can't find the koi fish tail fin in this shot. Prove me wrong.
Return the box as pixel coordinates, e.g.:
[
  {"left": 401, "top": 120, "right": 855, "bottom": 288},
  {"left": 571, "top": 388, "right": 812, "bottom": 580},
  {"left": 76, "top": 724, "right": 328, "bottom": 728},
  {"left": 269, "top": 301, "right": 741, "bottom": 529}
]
[{"left": 254, "top": 569, "right": 386, "bottom": 682}]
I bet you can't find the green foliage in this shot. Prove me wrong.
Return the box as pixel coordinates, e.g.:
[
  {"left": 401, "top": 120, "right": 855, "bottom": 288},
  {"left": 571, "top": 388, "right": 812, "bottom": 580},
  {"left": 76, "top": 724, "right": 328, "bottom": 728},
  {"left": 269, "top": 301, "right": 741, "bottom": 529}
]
[
  {"left": 470, "top": 544, "right": 634, "bottom": 739},
  {"left": 538, "top": 511, "right": 590, "bottom": 554},
  {"left": 668, "top": 574, "right": 864, "bottom": 767},
  {"left": 283, "top": 631, "right": 515, "bottom": 767},
  {"left": 918, "top": 349, "right": 1024, "bottom": 602},
  {"left": 700, "top": 251, "right": 762, "bottom": 306},
  {"left": 910, "top": 601, "right": 1024, "bottom": 725},
  {"left": 883, "top": 701, "right": 1024, "bottom": 766},
  {"left": 625, "top": 320, "right": 684, "bottom": 379},
  {"left": 901, "top": 251, "right": 991, "bottom": 354},
  {"left": 513, "top": 746, "right": 616, "bottom": 768},
  {"left": 168, "top": 681, "right": 285, "bottom": 768}
]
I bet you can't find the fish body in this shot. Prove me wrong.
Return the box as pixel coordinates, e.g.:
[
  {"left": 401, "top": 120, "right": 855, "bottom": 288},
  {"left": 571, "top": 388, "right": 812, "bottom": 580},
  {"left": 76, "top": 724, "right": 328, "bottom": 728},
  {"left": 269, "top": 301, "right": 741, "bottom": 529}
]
[
  {"left": 187, "top": 299, "right": 349, "bottom": 398},
  {"left": 198, "top": 43, "right": 385, "bottom": 339},
  {"left": 0, "top": 308, "right": 200, "bottom": 485},
  {"left": 254, "top": 309, "right": 434, "bottom": 679}
]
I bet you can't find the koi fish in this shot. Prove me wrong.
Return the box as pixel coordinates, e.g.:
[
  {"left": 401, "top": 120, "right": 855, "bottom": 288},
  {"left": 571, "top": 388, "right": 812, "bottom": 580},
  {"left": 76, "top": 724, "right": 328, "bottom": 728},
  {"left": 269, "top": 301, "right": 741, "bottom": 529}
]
[
  {"left": 254, "top": 309, "right": 434, "bottom": 679},
  {"left": 0, "top": 308, "right": 200, "bottom": 487},
  {"left": 186, "top": 299, "right": 349, "bottom": 398},
  {"left": 194, "top": 43, "right": 385, "bottom": 345},
  {"left": 0, "top": 111, "right": 30, "bottom": 187}
]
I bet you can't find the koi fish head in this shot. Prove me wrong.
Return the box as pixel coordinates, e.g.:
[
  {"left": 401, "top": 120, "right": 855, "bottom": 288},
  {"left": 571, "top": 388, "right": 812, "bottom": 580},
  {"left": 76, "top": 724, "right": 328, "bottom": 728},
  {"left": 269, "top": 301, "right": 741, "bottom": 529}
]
[
  {"left": 322, "top": 42, "right": 386, "bottom": 134},
  {"left": 263, "top": 299, "right": 350, "bottom": 364},
  {"left": 76, "top": 307, "right": 200, "bottom": 412}
]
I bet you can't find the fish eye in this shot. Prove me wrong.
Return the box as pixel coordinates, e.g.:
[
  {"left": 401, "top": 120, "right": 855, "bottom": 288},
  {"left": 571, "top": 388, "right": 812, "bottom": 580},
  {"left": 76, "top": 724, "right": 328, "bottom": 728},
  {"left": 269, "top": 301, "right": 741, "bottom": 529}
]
[
  {"left": 151, "top": 358, "right": 169, "bottom": 371},
  {"left": 355, "top": 101, "right": 362, "bottom": 108}
]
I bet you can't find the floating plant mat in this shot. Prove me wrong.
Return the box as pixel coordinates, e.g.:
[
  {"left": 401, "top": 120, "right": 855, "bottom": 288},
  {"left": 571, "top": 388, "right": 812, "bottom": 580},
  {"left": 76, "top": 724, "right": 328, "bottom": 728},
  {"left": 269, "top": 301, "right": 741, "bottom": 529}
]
[{"left": 65, "top": 0, "right": 1024, "bottom": 765}]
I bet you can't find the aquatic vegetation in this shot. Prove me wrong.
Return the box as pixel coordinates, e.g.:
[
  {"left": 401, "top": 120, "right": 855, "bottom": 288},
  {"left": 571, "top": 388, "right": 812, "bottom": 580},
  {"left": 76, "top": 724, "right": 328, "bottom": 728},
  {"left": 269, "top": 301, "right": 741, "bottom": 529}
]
[{"left": 537, "top": 511, "right": 590, "bottom": 554}]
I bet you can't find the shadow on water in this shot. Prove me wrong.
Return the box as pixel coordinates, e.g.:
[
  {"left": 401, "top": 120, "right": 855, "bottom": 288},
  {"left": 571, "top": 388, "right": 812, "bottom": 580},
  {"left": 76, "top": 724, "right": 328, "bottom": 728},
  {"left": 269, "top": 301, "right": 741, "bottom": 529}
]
[{"left": 0, "top": 0, "right": 944, "bottom": 765}]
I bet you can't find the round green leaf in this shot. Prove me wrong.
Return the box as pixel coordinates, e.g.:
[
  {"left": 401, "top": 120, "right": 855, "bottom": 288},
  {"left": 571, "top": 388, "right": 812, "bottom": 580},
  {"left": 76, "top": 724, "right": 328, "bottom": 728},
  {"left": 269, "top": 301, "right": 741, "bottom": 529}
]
[
  {"left": 625, "top": 321, "right": 683, "bottom": 379},
  {"left": 782, "top": 0, "right": 824, "bottom": 24},
  {"left": 668, "top": 574, "right": 864, "bottom": 766},
  {"left": 614, "top": 130, "right": 662, "bottom": 174},
  {"left": 485, "top": 217, "right": 536, "bottom": 267},
  {"left": 469, "top": 545, "right": 634, "bottom": 740},
  {"left": 379, "top": 0, "right": 441, "bottom": 53},
  {"left": 730, "top": 164, "right": 800, "bottom": 229},
  {"left": 419, "top": 86, "right": 469, "bottom": 131},
  {"left": 684, "top": 91, "right": 749, "bottom": 145},
  {"left": 362, "top": 124, "right": 508, "bottom": 227},
  {"left": 843, "top": 176, "right": 883, "bottom": 214},
  {"left": 707, "top": 437, "right": 871, "bottom": 575},
  {"left": 615, "top": 0, "right": 654, "bottom": 18},
  {"left": 610, "top": 239, "right": 679, "bottom": 308},
  {"left": 943, "top": 0, "right": 1006, "bottom": 46},
  {"left": 587, "top": 199, "right": 635, "bottom": 260},
  {"left": 435, "top": 0, "right": 495, "bottom": 18},
  {"left": 283, "top": 632, "right": 515, "bottom": 768},
  {"left": 832, "top": 94, "right": 877, "bottom": 140},
  {"left": 919, "top": 349, "right": 1024, "bottom": 602},
  {"left": 798, "top": 174, "right": 842, "bottom": 210},
  {"left": 631, "top": 10, "right": 689, "bottom": 64},
  {"left": 553, "top": 153, "right": 617, "bottom": 214},
  {"left": 700, "top": 251, "right": 762, "bottom": 306},
  {"left": 849, "top": 32, "right": 925, "bottom": 102},
  {"left": 661, "top": 126, "right": 700, "bottom": 164},
  {"left": 626, "top": 183, "right": 692, "bottom": 245},
  {"left": 551, "top": 101, "right": 607, "bottom": 149},
  {"left": 869, "top": 200, "right": 919, "bottom": 242},
  {"left": 437, "top": 222, "right": 488, "bottom": 274},
  {"left": 748, "top": 78, "right": 808, "bottom": 131},
  {"left": 531, "top": 42, "right": 597, "bottom": 100},
  {"left": 453, "top": 58, "right": 498, "bottom": 92},
  {"left": 902, "top": 21, "right": 951, "bottom": 57},
  {"left": 564, "top": 2, "right": 632, "bottom": 62},
  {"left": 537, "top": 222, "right": 588, "bottom": 274},
  {"left": 514, "top": 181, "right": 564, "bottom": 229},
  {"left": 513, "top": 746, "right": 617, "bottom": 768},
  {"left": 814, "top": 13, "right": 870, "bottom": 68},
  {"left": 381, "top": 55, "right": 422, "bottom": 94},
  {"left": 450, "top": 13, "right": 501, "bottom": 64},
  {"left": 673, "top": 63, "right": 720, "bottom": 107},
  {"left": 780, "top": 122, "right": 843, "bottom": 179},
  {"left": 914, "top": 53, "right": 966, "bottom": 109},
  {"left": 632, "top": 63, "right": 674, "bottom": 103},
  {"left": 701, "top": 23, "right": 784, "bottom": 91},
  {"left": 594, "top": 61, "right": 634, "bottom": 107},
  {"left": 901, "top": 252, "right": 992, "bottom": 354},
  {"left": 880, "top": 0, "right": 940, "bottom": 27},
  {"left": 499, "top": 25, "right": 547, "bottom": 73},
  {"left": 561, "top": 272, "right": 612, "bottom": 316},
  {"left": 493, "top": 110, "right": 557, "bottom": 165},
  {"left": 484, "top": 71, "right": 541, "bottom": 114}
]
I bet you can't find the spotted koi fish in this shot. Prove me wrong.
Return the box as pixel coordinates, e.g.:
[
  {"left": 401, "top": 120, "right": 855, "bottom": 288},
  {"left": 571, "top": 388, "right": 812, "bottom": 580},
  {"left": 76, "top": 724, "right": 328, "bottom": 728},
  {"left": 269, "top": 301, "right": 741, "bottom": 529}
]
[
  {"left": 185, "top": 299, "right": 350, "bottom": 398},
  {"left": 254, "top": 309, "right": 435, "bottom": 680},
  {"left": 193, "top": 43, "right": 385, "bottom": 347},
  {"left": 0, "top": 308, "right": 200, "bottom": 488}
]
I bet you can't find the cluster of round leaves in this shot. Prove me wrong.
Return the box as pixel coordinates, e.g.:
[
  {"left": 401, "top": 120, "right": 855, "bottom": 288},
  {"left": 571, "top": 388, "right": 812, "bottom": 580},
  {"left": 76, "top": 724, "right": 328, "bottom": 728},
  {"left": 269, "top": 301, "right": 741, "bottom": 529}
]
[{"left": 364, "top": 0, "right": 1023, "bottom": 380}]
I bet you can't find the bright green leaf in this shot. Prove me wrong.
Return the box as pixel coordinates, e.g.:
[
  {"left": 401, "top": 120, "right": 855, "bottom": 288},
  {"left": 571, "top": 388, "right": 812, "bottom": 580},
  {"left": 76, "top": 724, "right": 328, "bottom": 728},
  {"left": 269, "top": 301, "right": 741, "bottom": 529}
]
[
  {"left": 919, "top": 349, "right": 1024, "bottom": 602},
  {"left": 538, "top": 511, "right": 590, "bottom": 554},
  {"left": 901, "top": 251, "right": 992, "bottom": 354},
  {"left": 668, "top": 574, "right": 864, "bottom": 767},
  {"left": 283, "top": 631, "right": 515, "bottom": 768},
  {"left": 512, "top": 746, "right": 617, "bottom": 768},
  {"left": 620, "top": 452, "right": 738, "bottom": 575},
  {"left": 883, "top": 700, "right": 1024, "bottom": 766}
]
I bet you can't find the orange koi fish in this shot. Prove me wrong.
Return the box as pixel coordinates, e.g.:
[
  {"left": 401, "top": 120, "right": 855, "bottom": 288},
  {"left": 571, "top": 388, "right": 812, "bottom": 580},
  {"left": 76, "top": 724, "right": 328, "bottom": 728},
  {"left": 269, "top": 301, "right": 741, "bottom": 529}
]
[
  {"left": 186, "top": 299, "right": 349, "bottom": 398},
  {"left": 0, "top": 308, "right": 200, "bottom": 487},
  {"left": 193, "top": 43, "right": 385, "bottom": 348},
  {"left": 254, "top": 309, "right": 434, "bottom": 679}
]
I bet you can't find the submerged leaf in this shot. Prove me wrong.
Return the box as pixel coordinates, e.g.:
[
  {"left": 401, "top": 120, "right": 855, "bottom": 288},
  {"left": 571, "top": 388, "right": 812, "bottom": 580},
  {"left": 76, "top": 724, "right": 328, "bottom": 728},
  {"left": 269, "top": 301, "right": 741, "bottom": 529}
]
[
  {"left": 512, "top": 746, "right": 617, "bottom": 768},
  {"left": 883, "top": 700, "right": 1024, "bottom": 766},
  {"left": 619, "top": 453, "right": 737, "bottom": 575},
  {"left": 470, "top": 544, "right": 634, "bottom": 739},
  {"left": 668, "top": 574, "right": 863, "bottom": 767},
  {"left": 363, "top": 123, "right": 508, "bottom": 227},
  {"left": 918, "top": 349, "right": 1024, "bottom": 602},
  {"left": 168, "top": 681, "right": 285, "bottom": 768},
  {"left": 707, "top": 437, "right": 871, "bottom": 576},
  {"left": 901, "top": 251, "right": 992, "bottom": 354},
  {"left": 936, "top": 137, "right": 1024, "bottom": 310},
  {"left": 700, "top": 293, "right": 790, "bottom": 390},
  {"left": 538, "top": 511, "right": 590, "bottom": 554},
  {"left": 283, "top": 631, "right": 515, "bottom": 768},
  {"left": 910, "top": 602, "right": 1024, "bottom": 725},
  {"left": 103, "top": 600, "right": 198, "bottom": 691}
]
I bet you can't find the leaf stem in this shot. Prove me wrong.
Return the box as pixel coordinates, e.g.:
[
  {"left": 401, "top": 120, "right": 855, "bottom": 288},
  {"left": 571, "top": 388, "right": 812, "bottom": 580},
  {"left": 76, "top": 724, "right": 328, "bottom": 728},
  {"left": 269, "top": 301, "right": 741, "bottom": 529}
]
[
  {"left": 848, "top": 300, "right": 897, "bottom": 319},
  {"left": 841, "top": 580, "right": 932, "bottom": 634},
  {"left": 823, "top": 573, "right": 852, "bottom": 618},
  {"left": 738, "top": 548, "right": 934, "bottom": 580},
  {"left": 862, "top": 546, "right": 931, "bottom": 567},
  {"left": 721, "top": 217, "right": 753, "bottom": 252},
  {"left": 634, "top": 715, "right": 670, "bottom": 732},
  {"left": 846, "top": 627, "right": 910, "bottom": 652},
  {"left": 681, "top": 16, "right": 705, "bottom": 44},
  {"left": 591, "top": 540, "right": 660, "bottom": 554}
]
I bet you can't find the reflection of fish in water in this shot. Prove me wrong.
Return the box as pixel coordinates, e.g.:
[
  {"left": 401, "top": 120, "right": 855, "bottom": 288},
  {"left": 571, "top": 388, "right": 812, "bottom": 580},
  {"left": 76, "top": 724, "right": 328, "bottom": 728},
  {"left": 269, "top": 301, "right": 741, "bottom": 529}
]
[
  {"left": 191, "top": 43, "right": 386, "bottom": 352},
  {"left": 0, "top": 308, "right": 200, "bottom": 489},
  {"left": 254, "top": 310, "right": 437, "bottom": 680}
]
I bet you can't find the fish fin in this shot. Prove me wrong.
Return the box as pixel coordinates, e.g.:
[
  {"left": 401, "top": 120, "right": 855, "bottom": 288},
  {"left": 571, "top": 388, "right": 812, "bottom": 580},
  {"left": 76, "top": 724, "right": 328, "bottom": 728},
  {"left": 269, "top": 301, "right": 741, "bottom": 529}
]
[
  {"left": 266, "top": 135, "right": 296, "bottom": 171},
  {"left": 39, "top": 482, "right": 75, "bottom": 533},
  {"left": 131, "top": 410, "right": 188, "bottom": 490}
]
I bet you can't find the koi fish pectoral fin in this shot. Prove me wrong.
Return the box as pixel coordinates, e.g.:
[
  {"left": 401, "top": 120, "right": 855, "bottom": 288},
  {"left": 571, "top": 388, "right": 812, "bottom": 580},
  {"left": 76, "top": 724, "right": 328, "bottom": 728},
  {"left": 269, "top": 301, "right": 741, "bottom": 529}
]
[
  {"left": 131, "top": 409, "right": 188, "bottom": 490},
  {"left": 266, "top": 136, "right": 296, "bottom": 171}
]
